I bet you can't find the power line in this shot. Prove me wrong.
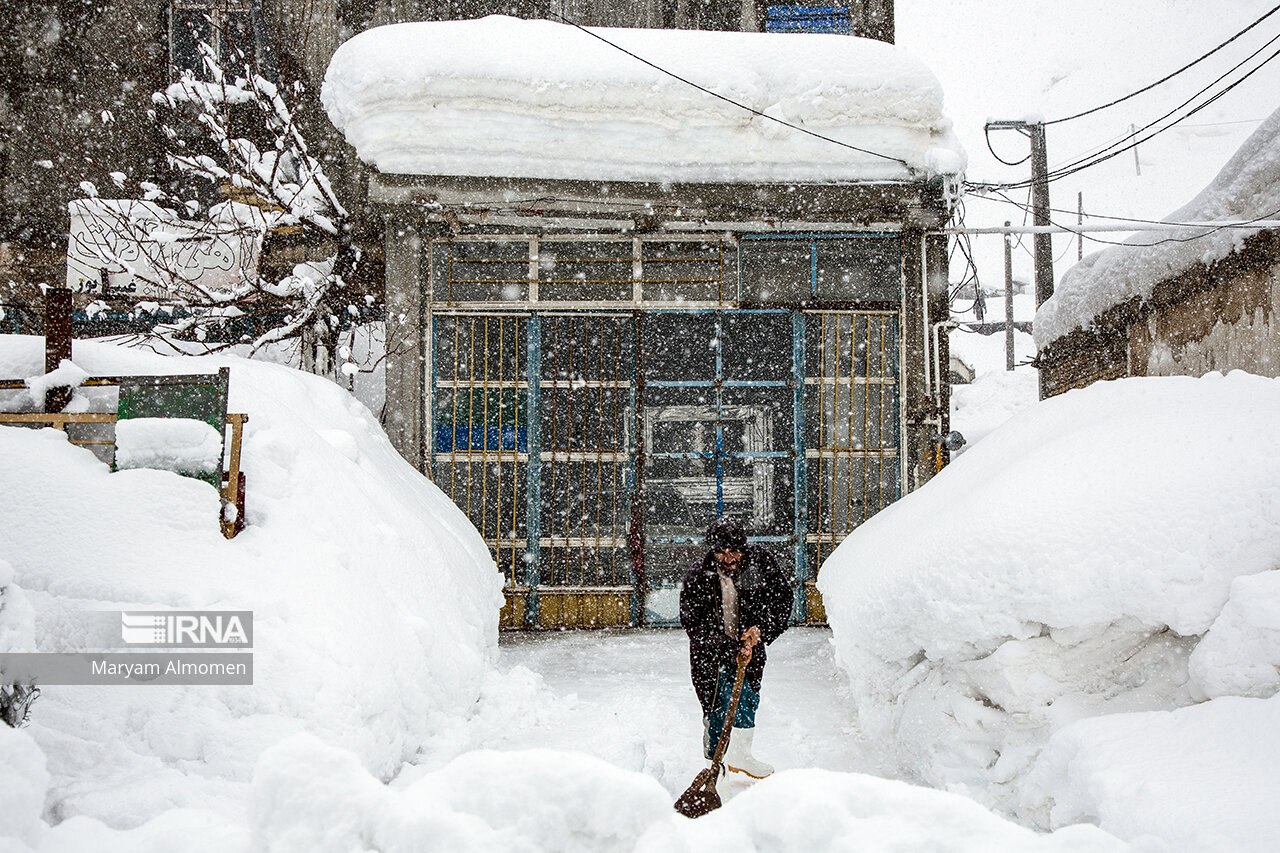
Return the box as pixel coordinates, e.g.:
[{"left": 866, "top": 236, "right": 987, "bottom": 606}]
[
  {"left": 1043, "top": 2, "right": 1280, "bottom": 125},
  {"left": 968, "top": 189, "right": 1280, "bottom": 248},
  {"left": 972, "top": 31, "right": 1280, "bottom": 191}
]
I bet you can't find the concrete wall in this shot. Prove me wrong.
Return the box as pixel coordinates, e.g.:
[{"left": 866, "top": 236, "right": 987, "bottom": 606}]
[
  {"left": 1133, "top": 262, "right": 1280, "bottom": 378},
  {"left": 381, "top": 214, "right": 426, "bottom": 466},
  {"left": 1040, "top": 231, "right": 1280, "bottom": 395}
]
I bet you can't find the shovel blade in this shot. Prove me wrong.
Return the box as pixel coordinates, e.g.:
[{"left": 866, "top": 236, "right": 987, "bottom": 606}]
[{"left": 674, "top": 768, "right": 722, "bottom": 818}]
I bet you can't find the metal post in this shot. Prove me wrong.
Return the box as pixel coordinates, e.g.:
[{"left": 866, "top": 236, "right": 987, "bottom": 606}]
[
  {"left": 1004, "top": 222, "right": 1015, "bottom": 372},
  {"left": 791, "top": 310, "right": 808, "bottom": 624},
  {"left": 524, "top": 315, "right": 542, "bottom": 628},
  {"left": 43, "top": 287, "right": 73, "bottom": 412}
]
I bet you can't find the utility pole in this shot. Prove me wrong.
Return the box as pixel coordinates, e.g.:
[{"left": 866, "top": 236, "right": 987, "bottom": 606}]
[
  {"left": 1078, "top": 192, "right": 1084, "bottom": 262},
  {"left": 987, "top": 120, "right": 1055, "bottom": 308},
  {"left": 1004, "top": 222, "right": 1014, "bottom": 372}
]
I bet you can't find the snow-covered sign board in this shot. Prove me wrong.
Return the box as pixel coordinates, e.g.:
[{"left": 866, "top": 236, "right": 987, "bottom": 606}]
[
  {"left": 321, "top": 16, "right": 966, "bottom": 184},
  {"left": 65, "top": 198, "right": 265, "bottom": 300}
]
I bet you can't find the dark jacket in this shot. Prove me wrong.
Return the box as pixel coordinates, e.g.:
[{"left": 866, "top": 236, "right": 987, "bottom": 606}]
[{"left": 680, "top": 545, "right": 793, "bottom": 715}]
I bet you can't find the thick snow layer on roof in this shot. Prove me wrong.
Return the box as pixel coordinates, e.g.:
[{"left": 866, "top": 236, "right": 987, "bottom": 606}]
[
  {"left": 820, "top": 371, "right": 1280, "bottom": 848},
  {"left": 0, "top": 336, "right": 502, "bottom": 829},
  {"left": 321, "top": 16, "right": 965, "bottom": 184},
  {"left": 1036, "top": 105, "right": 1280, "bottom": 348}
]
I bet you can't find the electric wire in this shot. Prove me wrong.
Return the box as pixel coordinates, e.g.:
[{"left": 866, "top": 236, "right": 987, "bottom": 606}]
[
  {"left": 983, "top": 187, "right": 1280, "bottom": 249},
  {"left": 1043, "top": 2, "right": 1280, "bottom": 125},
  {"left": 972, "top": 31, "right": 1280, "bottom": 191}
]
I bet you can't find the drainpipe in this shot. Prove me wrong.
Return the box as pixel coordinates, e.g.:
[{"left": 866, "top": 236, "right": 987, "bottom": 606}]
[{"left": 932, "top": 319, "right": 960, "bottom": 401}]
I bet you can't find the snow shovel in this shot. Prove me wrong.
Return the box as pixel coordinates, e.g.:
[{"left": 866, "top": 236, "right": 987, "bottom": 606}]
[{"left": 674, "top": 650, "right": 749, "bottom": 818}]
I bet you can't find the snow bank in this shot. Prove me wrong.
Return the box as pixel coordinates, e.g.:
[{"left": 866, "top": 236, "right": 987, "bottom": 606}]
[
  {"left": 820, "top": 371, "right": 1280, "bottom": 842},
  {"left": 0, "top": 335, "right": 502, "bottom": 829},
  {"left": 321, "top": 16, "right": 965, "bottom": 184},
  {"left": 1036, "top": 104, "right": 1280, "bottom": 348}
]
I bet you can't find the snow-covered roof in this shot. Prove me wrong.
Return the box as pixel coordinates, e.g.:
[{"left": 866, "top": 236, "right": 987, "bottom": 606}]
[
  {"left": 1036, "top": 106, "right": 1280, "bottom": 348},
  {"left": 320, "top": 16, "right": 965, "bottom": 185}
]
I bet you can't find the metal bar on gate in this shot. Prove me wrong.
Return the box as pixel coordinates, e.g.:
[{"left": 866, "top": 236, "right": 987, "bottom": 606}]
[
  {"left": 563, "top": 318, "right": 581, "bottom": 586},
  {"left": 546, "top": 317, "right": 562, "bottom": 585},
  {"left": 495, "top": 318, "right": 507, "bottom": 582},
  {"left": 866, "top": 316, "right": 878, "bottom": 518},
  {"left": 525, "top": 315, "right": 542, "bottom": 626},
  {"left": 465, "top": 317, "right": 478, "bottom": 521},
  {"left": 792, "top": 311, "right": 808, "bottom": 622},
  {"left": 629, "top": 312, "right": 647, "bottom": 625},
  {"left": 611, "top": 320, "right": 624, "bottom": 586},
  {"left": 829, "top": 315, "right": 842, "bottom": 542},
  {"left": 480, "top": 318, "right": 491, "bottom": 547},
  {"left": 878, "top": 315, "right": 889, "bottom": 512},
  {"left": 815, "top": 313, "right": 826, "bottom": 567},
  {"left": 596, "top": 320, "right": 607, "bottom": 585},
  {"left": 847, "top": 314, "right": 858, "bottom": 534},
  {"left": 509, "top": 318, "right": 521, "bottom": 583},
  {"left": 713, "top": 313, "right": 724, "bottom": 515},
  {"left": 450, "top": 319, "right": 461, "bottom": 502},
  {"left": 576, "top": 318, "right": 589, "bottom": 586}
]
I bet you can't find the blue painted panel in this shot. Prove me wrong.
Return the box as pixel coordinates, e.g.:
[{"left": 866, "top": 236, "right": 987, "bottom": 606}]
[
  {"left": 765, "top": 5, "right": 852, "bottom": 34},
  {"left": 434, "top": 425, "right": 528, "bottom": 453}
]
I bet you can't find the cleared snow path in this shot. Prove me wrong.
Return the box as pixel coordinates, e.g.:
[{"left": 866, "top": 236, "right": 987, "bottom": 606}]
[{"left": 401, "top": 627, "right": 889, "bottom": 801}]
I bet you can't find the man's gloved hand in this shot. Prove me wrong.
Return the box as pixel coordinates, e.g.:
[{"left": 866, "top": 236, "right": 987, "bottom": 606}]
[{"left": 740, "top": 625, "right": 762, "bottom": 661}]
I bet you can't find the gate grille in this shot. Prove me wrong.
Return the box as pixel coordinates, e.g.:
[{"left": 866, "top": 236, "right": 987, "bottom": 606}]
[
  {"left": 805, "top": 310, "right": 900, "bottom": 587},
  {"left": 432, "top": 309, "right": 900, "bottom": 628},
  {"left": 539, "top": 315, "right": 634, "bottom": 588},
  {"left": 432, "top": 315, "right": 528, "bottom": 587}
]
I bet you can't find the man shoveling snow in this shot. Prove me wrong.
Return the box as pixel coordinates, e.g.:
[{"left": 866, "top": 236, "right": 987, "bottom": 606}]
[{"left": 680, "top": 516, "right": 793, "bottom": 779}]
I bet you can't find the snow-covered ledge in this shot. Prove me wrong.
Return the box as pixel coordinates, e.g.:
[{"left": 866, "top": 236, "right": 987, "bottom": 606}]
[{"left": 320, "top": 16, "right": 965, "bottom": 185}]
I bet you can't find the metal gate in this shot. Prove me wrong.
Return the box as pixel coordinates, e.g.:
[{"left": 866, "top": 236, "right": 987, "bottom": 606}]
[{"left": 431, "top": 309, "right": 899, "bottom": 628}]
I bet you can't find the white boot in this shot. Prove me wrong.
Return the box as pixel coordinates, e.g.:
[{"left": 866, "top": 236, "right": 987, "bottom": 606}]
[{"left": 723, "top": 727, "right": 774, "bottom": 778}]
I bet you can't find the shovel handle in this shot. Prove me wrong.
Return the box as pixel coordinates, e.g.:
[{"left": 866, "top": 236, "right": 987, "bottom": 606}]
[{"left": 709, "top": 651, "right": 750, "bottom": 766}]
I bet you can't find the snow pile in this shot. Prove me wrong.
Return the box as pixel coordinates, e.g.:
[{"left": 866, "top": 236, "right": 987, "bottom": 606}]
[
  {"left": 0, "top": 731, "right": 1127, "bottom": 852},
  {"left": 820, "top": 371, "right": 1280, "bottom": 849},
  {"left": 0, "top": 727, "right": 47, "bottom": 846},
  {"left": 114, "top": 418, "right": 223, "bottom": 473},
  {"left": 0, "top": 335, "right": 502, "bottom": 828},
  {"left": 1188, "top": 571, "right": 1280, "bottom": 699},
  {"left": 321, "top": 16, "right": 965, "bottom": 184},
  {"left": 1025, "top": 695, "right": 1280, "bottom": 850},
  {"left": 1035, "top": 104, "right": 1280, "bottom": 347}
]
